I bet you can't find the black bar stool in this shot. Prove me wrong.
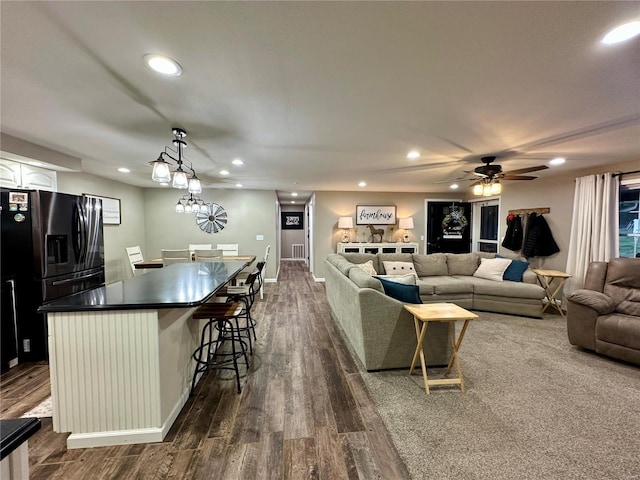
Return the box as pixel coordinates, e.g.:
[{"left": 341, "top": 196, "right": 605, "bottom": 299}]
[{"left": 190, "top": 302, "right": 248, "bottom": 394}]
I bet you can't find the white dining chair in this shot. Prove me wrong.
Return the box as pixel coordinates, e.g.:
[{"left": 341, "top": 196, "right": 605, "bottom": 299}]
[
  {"left": 125, "top": 246, "right": 145, "bottom": 276},
  {"left": 259, "top": 244, "right": 270, "bottom": 299},
  {"left": 216, "top": 243, "right": 239, "bottom": 256},
  {"left": 189, "top": 243, "right": 212, "bottom": 255},
  {"left": 161, "top": 249, "right": 191, "bottom": 266},
  {"left": 194, "top": 249, "right": 223, "bottom": 262}
]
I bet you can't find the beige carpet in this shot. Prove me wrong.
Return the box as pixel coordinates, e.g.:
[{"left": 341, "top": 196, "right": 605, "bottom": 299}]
[{"left": 359, "top": 312, "right": 640, "bottom": 480}]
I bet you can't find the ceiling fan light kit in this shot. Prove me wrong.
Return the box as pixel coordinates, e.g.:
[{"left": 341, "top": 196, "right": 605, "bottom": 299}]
[{"left": 470, "top": 155, "right": 546, "bottom": 196}]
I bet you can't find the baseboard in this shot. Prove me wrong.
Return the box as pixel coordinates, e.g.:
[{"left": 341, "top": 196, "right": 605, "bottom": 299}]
[
  {"left": 67, "top": 383, "right": 192, "bottom": 449},
  {"left": 281, "top": 258, "right": 306, "bottom": 261},
  {"left": 313, "top": 275, "right": 325, "bottom": 282}
]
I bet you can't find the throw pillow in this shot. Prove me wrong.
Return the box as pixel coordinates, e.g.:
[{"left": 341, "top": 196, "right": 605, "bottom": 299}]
[
  {"left": 376, "top": 277, "right": 422, "bottom": 304},
  {"left": 412, "top": 253, "right": 448, "bottom": 276},
  {"left": 355, "top": 260, "right": 377, "bottom": 276},
  {"left": 473, "top": 258, "right": 512, "bottom": 282},
  {"left": 497, "top": 255, "right": 530, "bottom": 282},
  {"left": 382, "top": 261, "right": 417, "bottom": 276},
  {"left": 373, "top": 273, "right": 416, "bottom": 285}
]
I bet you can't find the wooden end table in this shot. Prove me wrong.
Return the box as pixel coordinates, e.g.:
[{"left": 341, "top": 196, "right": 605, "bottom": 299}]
[
  {"left": 404, "top": 303, "right": 478, "bottom": 394},
  {"left": 532, "top": 269, "right": 572, "bottom": 317}
]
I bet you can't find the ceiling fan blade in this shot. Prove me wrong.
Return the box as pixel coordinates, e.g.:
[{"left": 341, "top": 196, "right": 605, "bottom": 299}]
[
  {"left": 469, "top": 180, "right": 483, "bottom": 187},
  {"left": 504, "top": 165, "right": 549, "bottom": 175},
  {"left": 500, "top": 175, "right": 538, "bottom": 181}
]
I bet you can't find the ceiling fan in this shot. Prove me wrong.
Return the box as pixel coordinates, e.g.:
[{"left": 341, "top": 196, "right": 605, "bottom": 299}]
[{"left": 468, "top": 155, "right": 548, "bottom": 185}]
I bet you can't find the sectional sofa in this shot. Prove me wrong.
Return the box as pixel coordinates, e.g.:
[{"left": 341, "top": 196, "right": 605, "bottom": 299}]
[{"left": 324, "top": 251, "right": 545, "bottom": 371}]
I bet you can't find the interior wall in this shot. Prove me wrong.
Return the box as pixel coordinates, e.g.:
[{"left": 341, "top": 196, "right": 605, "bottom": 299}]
[
  {"left": 499, "top": 158, "right": 640, "bottom": 273},
  {"left": 280, "top": 205, "right": 306, "bottom": 258},
  {"left": 312, "top": 191, "right": 461, "bottom": 279},
  {"left": 56, "top": 172, "right": 146, "bottom": 283},
  {"left": 143, "top": 188, "right": 278, "bottom": 280}
]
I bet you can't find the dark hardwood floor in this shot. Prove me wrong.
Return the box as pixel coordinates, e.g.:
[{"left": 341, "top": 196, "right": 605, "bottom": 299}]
[{"left": 0, "top": 261, "right": 410, "bottom": 479}]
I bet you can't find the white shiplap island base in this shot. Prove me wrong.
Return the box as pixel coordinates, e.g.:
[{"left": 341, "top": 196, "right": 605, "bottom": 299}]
[{"left": 40, "top": 261, "right": 249, "bottom": 449}]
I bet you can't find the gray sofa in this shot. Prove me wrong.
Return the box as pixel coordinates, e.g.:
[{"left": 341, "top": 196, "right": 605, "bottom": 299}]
[
  {"left": 566, "top": 258, "right": 640, "bottom": 365},
  {"left": 325, "top": 251, "right": 545, "bottom": 371}
]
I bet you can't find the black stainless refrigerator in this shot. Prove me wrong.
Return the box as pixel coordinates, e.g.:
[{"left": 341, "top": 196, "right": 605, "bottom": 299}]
[{"left": 1, "top": 189, "right": 105, "bottom": 366}]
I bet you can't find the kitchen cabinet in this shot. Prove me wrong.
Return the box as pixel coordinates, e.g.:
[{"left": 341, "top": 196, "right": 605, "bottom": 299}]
[{"left": 0, "top": 159, "right": 57, "bottom": 191}]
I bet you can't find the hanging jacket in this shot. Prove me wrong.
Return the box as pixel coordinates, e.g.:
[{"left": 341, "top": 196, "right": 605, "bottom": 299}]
[
  {"left": 522, "top": 214, "right": 559, "bottom": 258},
  {"left": 501, "top": 214, "right": 523, "bottom": 251}
]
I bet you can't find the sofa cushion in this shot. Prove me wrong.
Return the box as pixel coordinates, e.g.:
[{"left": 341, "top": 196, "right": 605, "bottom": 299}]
[
  {"left": 377, "top": 277, "right": 422, "bottom": 304},
  {"left": 419, "top": 276, "right": 474, "bottom": 294},
  {"left": 329, "top": 255, "right": 356, "bottom": 276},
  {"left": 415, "top": 280, "right": 436, "bottom": 295},
  {"left": 567, "top": 290, "right": 616, "bottom": 315},
  {"left": 382, "top": 261, "right": 417, "bottom": 277},
  {"left": 374, "top": 273, "right": 416, "bottom": 285},
  {"left": 603, "top": 258, "right": 640, "bottom": 316},
  {"left": 341, "top": 253, "right": 380, "bottom": 273},
  {"left": 355, "top": 260, "right": 377, "bottom": 276},
  {"left": 462, "top": 276, "right": 545, "bottom": 300},
  {"left": 596, "top": 313, "right": 640, "bottom": 351},
  {"left": 378, "top": 253, "right": 413, "bottom": 273},
  {"left": 446, "top": 253, "right": 479, "bottom": 276},
  {"left": 348, "top": 267, "right": 384, "bottom": 291},
  {"left": 473, "top": 258, "right": 512, "bottom": 282},
  {"left": 412, "top": 253, "right": 448, "bottom": 276}
]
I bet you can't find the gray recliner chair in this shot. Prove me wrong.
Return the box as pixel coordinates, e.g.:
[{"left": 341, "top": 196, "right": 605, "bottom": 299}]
[{"left": 566, "top": 258, "right": 640, "bottom": 365}]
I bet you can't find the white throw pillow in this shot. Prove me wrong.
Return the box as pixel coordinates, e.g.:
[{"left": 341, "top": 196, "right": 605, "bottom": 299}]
[
  {"left": 374, "top": 273, "right": 416, "bottom": 285},
  {"left": 382, "top": 261, "right": 417, "bottom": 276},
  {"left": 355, "top": 260, "right": 377, "bottom": 276},
  {"left": 473, "top": 257, "right": 512, "bottom": 282}
]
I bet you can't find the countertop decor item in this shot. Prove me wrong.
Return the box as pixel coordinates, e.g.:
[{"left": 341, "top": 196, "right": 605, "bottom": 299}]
[
  {"left": 338, "top": 216, "right": 353, "bottom": 242},
  {"left": 399, "top": 217, "right": 414, "bottom": 243}
]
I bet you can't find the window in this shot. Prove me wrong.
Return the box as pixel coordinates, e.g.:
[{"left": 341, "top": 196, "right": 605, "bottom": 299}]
[
  {"left": 472, "top": 199, "right": 500, "bottom": 253},
  {"left": 619, "top": 175, "right": 640, "bottom": 258}
]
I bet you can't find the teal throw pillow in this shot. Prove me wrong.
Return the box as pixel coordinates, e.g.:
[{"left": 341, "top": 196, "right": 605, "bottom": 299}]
[
  {"left": 497, "top": 254, "right": 530, "bottom": 282},
  {"left": 375, "top": 277, "right": 422, "bottom": 304}
]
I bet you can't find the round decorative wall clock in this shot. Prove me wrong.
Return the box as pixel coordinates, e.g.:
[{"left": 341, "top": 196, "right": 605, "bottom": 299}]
[{"left": 195, "top": 203, "right": 228, "bottom": 234}]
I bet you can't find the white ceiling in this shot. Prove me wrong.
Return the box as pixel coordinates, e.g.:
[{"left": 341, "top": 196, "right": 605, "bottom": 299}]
[{"left": 1, "top": 2, "right": 639, "bottom": 205}]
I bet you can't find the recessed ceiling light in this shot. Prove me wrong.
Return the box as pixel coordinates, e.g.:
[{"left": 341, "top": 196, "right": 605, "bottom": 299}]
[
  {"left": 117, "top": 167, "right": 130, "bottom": 173},
  {"left": 450, "top": 184, "right": 459, "bottom": 189},
  {"left": 602, "top": 21, "right": 640, "bottom": 45},
  {"left": 291, "top": 201, "right": 295, "bottom": 204},
  {"left": 235, "top": 183, "right": 243, "bottom": 188},
  {"left": 549, "top": 157, "right": 566, "bottom": 166},
  {"left": 144, "top": 54, "right": 182, "bottom": 76},
  {"left": 231, "top": 158, "right": 244, "bottom": 166},
  {"left": 406, "top": 150, "right": 421, "bottom": 160},
  {"left": 219, "top": 169, "right": 230, "bottom": 175},
  {"left": 358, "top": 181, "right": 367, "bottom": 188},
  {"left": 292, "top": 192, "right": 298, "bottom": 197}
]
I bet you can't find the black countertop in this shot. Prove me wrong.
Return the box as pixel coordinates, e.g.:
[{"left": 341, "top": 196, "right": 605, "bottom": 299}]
[
  {"left": 0, "top": 417, "right": 41, "bottom": 460},
  {"left": 38, "top": 261, "right": 247, "bottom": 312}
]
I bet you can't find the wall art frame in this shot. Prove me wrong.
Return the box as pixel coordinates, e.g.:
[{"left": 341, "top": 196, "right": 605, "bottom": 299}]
[
  {"left": 356, "top": 205, "right": 397, "bottom": 225},
  {"left": 282, "top": 211, "right": 304, "bottom": 230},
  {"left": 84, "top": 194, "right": 121, "bottom": 225}
]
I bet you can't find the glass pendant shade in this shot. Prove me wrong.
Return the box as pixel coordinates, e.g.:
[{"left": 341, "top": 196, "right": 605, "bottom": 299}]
[
  {"left": 188, "top": 176, "right": 202, "bottom": 194},
  {"left": 172, "top": 167, "right": 189, "bottom": 189},
  {"left": 490, "top": 181, "right": 502, "bottom": 195},
  {"left": 175, "top": 201, "right": 185, "bottom": 213},
  {"left": 473, "top": 184, "right": 483, "bottom": 195},
  {"left": 192, "top": 202, "right": 200, "bottom": 213},
  {"left": 184, "top": 203, "right": 192, "bottom": 213},
  {"left": 152, "top": 159, "right": 171, "bottom": 182}
]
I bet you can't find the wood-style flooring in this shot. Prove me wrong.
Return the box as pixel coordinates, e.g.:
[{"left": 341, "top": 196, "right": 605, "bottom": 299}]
[{"left": 0, "top": 261, "right": 410, "bottom": 479}]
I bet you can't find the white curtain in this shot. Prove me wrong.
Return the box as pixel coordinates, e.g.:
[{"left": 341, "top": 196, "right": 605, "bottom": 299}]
[{"left": 565, "top": 173, "right": 619, "bottom": 293}]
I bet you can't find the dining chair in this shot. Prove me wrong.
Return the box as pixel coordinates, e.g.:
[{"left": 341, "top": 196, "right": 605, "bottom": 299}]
[
  {"left": 125, "top": 246, "right": 145, "bottom": 276},
  {"left": 161, "top": 249, "right": 191, "bottom": 266},
  {"left": 216, "top": 243, "right": 239, "bottom": 256},
  {"left": 189, "top": 243, "right": 212, "bottom": 255},
  {"left": 260, "top": 245, "right": 270, "bottom": 299},
  {"left": 194, "top": 249, "right": 223, "bottom": 262}
]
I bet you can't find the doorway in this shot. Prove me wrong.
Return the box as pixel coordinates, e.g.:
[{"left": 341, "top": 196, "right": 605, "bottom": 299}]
[
  {"left": 471, "top": 198, "right": 501, "bottom": 253},
  {"left": 425, "top": 200, "right": 471, "bottom": 253}
]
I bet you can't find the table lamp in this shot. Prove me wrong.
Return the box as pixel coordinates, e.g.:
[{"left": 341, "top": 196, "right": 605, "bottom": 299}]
[
  {"left": 338, "top": 217, "right": 354, "bottom": 243},
  {"left": 399, "top": 217, "right": 414, "bottom": 243}
]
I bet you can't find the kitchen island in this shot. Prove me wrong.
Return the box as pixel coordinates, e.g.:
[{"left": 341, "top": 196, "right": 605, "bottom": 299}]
[{"left": 39, "top": 261, "right": 249, "bottom": 449}]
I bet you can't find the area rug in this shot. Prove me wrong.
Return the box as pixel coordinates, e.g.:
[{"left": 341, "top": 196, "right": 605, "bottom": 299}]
[
  {"left": 20, "top": 396, "right": 52, "bottom": 418},
  {"left": 359, "top": 312, "right": 640, "bottom": 480}
]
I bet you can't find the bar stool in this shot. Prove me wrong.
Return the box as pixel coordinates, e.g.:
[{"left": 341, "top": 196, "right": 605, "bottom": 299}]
[{"left": 190, "top": 302, "right": 248, "bottom": 395}]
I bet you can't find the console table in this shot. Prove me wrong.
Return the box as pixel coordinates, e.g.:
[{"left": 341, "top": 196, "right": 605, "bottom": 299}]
[{"left": 337, "top": 242, "right": 419, "bottom": 254}]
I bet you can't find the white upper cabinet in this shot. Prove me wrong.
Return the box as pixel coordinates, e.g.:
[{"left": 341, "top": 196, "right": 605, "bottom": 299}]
[{"left": 0, "top": 159, "right": 57, "bottom": 191}]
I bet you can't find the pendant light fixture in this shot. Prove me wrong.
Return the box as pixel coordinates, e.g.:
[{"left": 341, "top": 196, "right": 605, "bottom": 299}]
[{"left": 150, "top": 128, "right": 202, "bottom": 194}]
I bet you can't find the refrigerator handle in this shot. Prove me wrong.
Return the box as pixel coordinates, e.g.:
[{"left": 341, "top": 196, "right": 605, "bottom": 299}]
[
  {"left": 51, "top": 270, "right": 103, "bottom": 286},
  {"left": 72, "top": 202, "right": 83, "bottom": 263},
  {"left": 79, "top": 199, "right": 88, "bottom": 264}
]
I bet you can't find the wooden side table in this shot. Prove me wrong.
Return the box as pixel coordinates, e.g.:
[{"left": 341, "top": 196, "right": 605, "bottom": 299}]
[
  {"left": 404, "top": 303, "right": 478, "bottom": 394},
  {"left": 532, "top": 269, "right": 572, "bottom": 317}
]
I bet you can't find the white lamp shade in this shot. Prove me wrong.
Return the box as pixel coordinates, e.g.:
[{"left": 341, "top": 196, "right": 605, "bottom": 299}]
[
  {"left": 188, "top": 177, "right": 202, "bottom": 194},
  {"left": 473, "top": 184, "right": 484, "bottom": 195},
  {"left": 338, "top": 217, "right": 354, "bottom": 229},
  {"left": 399, "top": 217, "right": 414, "bottom": 230},
  {"left": 152, "top": 161, "right": 171, "bottom": 183},
  {"left": 172, "top": 169, "right": 189, "bottom": 189}
]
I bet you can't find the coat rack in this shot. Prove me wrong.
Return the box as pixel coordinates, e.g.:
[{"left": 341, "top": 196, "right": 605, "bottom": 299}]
[{"left": 508, "top": 207, "right": 550, "bottom": 216}]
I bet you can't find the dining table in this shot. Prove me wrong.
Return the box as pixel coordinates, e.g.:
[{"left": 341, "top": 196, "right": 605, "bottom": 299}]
[{"left": 135, "top": 255, "right": 256, "bottom": 269}]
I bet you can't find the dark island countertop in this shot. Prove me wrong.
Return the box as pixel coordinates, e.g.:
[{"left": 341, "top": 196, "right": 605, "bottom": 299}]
[
  {"left": 38, "top": 261, "right": 248, "bottom": 312},
  {"left": 0, "top": 417, "right": 41, "bottom": 461}
]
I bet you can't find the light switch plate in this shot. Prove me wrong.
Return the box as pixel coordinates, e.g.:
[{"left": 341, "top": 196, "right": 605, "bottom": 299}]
[{"left": 256, "top": 235, "right": 264, "bottom": 240}]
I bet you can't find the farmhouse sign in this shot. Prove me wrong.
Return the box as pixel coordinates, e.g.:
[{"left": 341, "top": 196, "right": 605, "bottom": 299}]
[{"left": 356, "top": 205, "right": 397, "bottom": 225}]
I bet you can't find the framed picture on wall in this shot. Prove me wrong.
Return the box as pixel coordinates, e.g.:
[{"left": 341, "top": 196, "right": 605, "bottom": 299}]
[
  {"left": 84, "top": 194, "right": 121, "bottom": 225},
  {"left": 282, "top": 211, "right": 304, "bottom": 230},
  {"left": 356, "top": 205, "right": 396, "bottom": 225}
]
